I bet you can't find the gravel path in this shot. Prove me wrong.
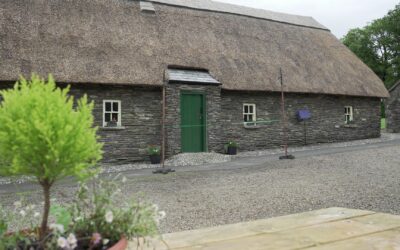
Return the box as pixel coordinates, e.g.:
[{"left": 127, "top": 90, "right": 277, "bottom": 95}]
[
  {"left": 3, "top": 133, "right": 400, "bottom": 186},
  {"left": 132, "top": 145, "right": 400, "bottom": 233},
  {"left": 1, "top": 143, "right": 400, "bottom": 234}
]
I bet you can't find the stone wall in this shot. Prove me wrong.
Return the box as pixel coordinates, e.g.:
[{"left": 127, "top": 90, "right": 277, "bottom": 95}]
[
  {"left": 386, "top": 85, "right": 400, "bottom": 132},
  {"left": 221, "top": 91, "right": 381, "bottom": 150},
  {"left": 68, "top": 84, "right": 162, "bottom": 164},
  {"left": 0, "top": 82, "right": 382, "bottom": 164},
  {"left": 165, "top": 83, "right": 223, "bottom": 156}
]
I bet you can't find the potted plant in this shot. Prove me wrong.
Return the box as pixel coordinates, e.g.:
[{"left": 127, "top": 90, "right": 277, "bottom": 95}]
[
  {"left": 226, "top": 141, "right": 238, "bottom": 155},
  {"left": 147, "top": 145, "right": 161, "bottom": 164},
  {"left": 0, "top": 74, "right": 102, "bottom": 247},
  {"left": 0, "top": 177, "right": 164, "bottom": 249}
]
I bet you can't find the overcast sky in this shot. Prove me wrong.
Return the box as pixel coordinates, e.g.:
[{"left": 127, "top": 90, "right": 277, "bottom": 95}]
[{"left": 216, "top": 0, "right": 398, "bottom": 38}]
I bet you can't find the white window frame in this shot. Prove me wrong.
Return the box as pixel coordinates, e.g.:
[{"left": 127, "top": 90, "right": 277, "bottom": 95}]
[
  {"left": 344, "top": 106, "right": 353, "bottom": 124},
  {"left": 243, "top": 103, "right": 257, "bottom": 125},
  {"left": 103, "top": 100, "right": 122, "bottom": 127}
]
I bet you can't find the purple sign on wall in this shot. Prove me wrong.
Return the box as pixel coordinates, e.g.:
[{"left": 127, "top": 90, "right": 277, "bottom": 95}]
[{"left": 297, "top": 109, "right": 311, "bottom": 121}]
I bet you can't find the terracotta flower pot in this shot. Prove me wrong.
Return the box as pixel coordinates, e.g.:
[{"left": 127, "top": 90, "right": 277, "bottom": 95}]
[{"left": 108, "top": 237, "right": 128, "bottom": 250}]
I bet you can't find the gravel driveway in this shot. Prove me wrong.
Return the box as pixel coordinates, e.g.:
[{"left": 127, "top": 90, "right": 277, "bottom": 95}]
[{"left": 1, "top": 144, "right": 400, "bottom": 234}]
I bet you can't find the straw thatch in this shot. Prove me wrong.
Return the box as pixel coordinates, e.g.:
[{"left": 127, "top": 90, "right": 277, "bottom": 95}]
[
  {"left": 149, "top": 0, "right": 328, "bottom": 30},
  {"left": 0, "top": 0, "right": 389, "bottom": 98},
  {"left": 389, "top": 79, "right": 400, "bottom": 92}
]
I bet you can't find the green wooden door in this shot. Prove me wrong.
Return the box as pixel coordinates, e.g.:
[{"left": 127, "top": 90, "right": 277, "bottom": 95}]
[{"left": 181, "top": 92, "right": 206, "bottom": 152}]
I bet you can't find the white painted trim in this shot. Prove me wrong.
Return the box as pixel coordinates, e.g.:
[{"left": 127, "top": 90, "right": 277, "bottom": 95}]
[
  {"left": 344, "top": 106, "right": 353, "bottom": 124},
  {"left": 243, "top": 103, "right": 257, "bottom": 124},
  {"left": 103, "top": 100, "right": 122, "bottom": 127}
]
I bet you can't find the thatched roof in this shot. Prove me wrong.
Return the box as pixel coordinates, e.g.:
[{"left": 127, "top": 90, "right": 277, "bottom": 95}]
[
  {"left": 0, "top": 0, "right": 389, "bottom": 98},
  {"left": 149, "top": 0, "right": 328, "bottom": 30},
  {"left": 389, "top": 80, "right": 400, "bottom": 93}
]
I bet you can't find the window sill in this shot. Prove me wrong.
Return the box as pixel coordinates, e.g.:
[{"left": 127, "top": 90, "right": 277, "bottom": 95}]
[
  {"left": 100, "top": 126, "right": 126, "bottom": 130},
  {"left": 244, "top": 124, "right": 262, "bottom": 129},
  {"left": 343, "top": 124, "right": 358, "bottom": 128}
]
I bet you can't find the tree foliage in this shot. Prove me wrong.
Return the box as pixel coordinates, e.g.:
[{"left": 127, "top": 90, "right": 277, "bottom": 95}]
[
  {"left": 342, "top": 4, "right": 400, "bottom": 88},
  {"left": 0, "top": 74, "right": 102, "bottom": 181},
  {"left": 0, "top": 74, "right": 102, "bottom": 239}
]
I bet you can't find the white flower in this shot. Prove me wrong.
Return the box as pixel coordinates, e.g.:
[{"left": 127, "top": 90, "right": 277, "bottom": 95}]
[
  {"left": 81, "top": 184, "right": 89, "bottom": 191},
  {"left": 34, "top": 212, "right": 40, "bottom": 218},
  {"left": 74, "top": 216, "right": 83, "bottom": 222},
  {"left": 105, "top": 211, "right": 114, "bottom": 223},
  {"left": 152, "top": 204, "right": 159, "bottom": 212},
  {"left": 122, "top": 176, "right": 127, "bottom": 183},
  {"left": 50, "top": 223, "right": 65, "bottom": 233},
  {"left": 57, "top": 237, "right": 68, "bottom": 248},
  {"left": 103, "top": 239, "right": 110, "bottom": 245},
  {"left": 154, "top": 210, "right": 166, "bottom": 225},
  {"left": 67, "top": 233, "right": 77, "bottom": 248},
  {"left": 19, "top": 210, "right": 26, "bottom": 217},
  {"left": 158, "top": 211, "right": 166, "bottom": 220},
  {"left": 13, "top": 201, "right": 22, "bottom": 208}
]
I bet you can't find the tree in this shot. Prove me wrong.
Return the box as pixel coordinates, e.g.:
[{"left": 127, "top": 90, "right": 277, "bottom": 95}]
[
  {"left": 0, "top": 74, "right": 102, "bottom": 240},
  {"left": 342, "top": 4, "right": 400, "bottom": 88}
]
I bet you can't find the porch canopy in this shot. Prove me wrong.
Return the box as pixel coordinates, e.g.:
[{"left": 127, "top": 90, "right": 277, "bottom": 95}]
[{"left": 167, "top": 69, "right": 220, "bottom": 85}]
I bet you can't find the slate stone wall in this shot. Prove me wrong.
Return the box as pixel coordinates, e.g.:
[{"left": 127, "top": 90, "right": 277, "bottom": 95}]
[
  {"left": 221, "top": 91, "right": 381, "bottom": 150},
  {"left": 386, "top": 85, "right": 400, "bottom": 132},
  {"left": 165, "top": 83, "right": 223, "bottom": 156},
  {"left": 0, "top": 82, "right": 382, "bottom": 164},
  {"left": 68, "top": 84, "right": 162, "bottom": 164}
]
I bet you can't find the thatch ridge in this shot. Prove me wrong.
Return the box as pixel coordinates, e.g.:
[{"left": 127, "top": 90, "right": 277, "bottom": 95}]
[
  {"left": 148, "top": 0, "right": 329, "bottom": 30},
  {"left": 0, "top": 0, "right": 389, "bottom": 98},
  {"left": 389, "top": 80, "right": 400, "bottom": 92}
]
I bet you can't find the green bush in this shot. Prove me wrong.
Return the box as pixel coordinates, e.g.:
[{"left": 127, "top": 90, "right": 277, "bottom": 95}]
[
  {"left": 0, "top": 74, "right": 102, "bottom": 239},
  {"left": 226, "top": 141, "right": 238, "bottom": 148},
  {"left": 147, "top": 145, "right": 161, "bottom": 156}
]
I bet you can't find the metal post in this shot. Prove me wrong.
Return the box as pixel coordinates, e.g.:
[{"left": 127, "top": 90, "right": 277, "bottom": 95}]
[
  {"left": 161, "top": 84, "right": 166, "bottom": 167},
  {"left": 304, "top": 120, "right": 307, "bottom": 146},
  {"left": 279, "top": 68, "right": 295, "bottom": 160},
  {"left": 280, "top": 68, "right": 288, "bottom": 157},
  {"left": 153, "top": 71, "right": 175, "bottom": 174}
]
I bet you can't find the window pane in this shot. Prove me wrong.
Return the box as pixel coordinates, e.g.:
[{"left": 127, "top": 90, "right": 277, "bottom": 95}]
[
  {"left": 249, "top": 115, "right": 253, "bottom": 121},
  {"left": 244, "top": 105, "right": 248, "bottom": 113},
  {"left": 105, "top": 102, "right": 111, "bottom": 112},
  {"left": 249, "top": 106, "right": 253, "bottom": 113},
  {"left": 244, "top": 115, "right": 248, "bottom": 122},
  {"left": 113, "top": 102, "right": 119, "bottom": 112},
  {"left": 105, "top": 113, "right": 111, "bottom": 122},
  {"left": 112, "top": 113, "right": 119, "bottom": 122}
]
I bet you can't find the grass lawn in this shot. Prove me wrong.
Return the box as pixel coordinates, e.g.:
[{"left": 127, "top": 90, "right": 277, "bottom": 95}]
[{"left": 381, "top": 118, "right": 386, "bottom": 129}]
